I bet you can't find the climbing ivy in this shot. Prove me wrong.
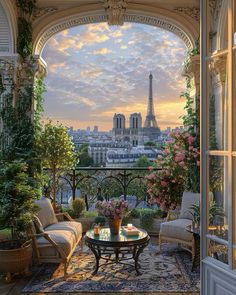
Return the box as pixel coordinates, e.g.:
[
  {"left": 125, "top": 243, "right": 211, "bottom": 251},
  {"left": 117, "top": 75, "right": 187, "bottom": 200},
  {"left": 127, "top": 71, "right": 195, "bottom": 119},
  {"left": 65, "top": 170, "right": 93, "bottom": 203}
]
[
  {"left": 0, "top": 0, "right": 45, "bottom": 171},
  {"left": 180, "top": 41, "right": 200, "bottom": 192}
]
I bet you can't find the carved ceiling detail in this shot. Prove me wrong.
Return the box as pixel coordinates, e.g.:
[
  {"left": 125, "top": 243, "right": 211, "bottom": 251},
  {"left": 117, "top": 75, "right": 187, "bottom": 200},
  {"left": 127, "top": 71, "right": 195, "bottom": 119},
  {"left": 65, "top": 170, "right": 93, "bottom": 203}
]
[
  {"left": 174, "top": 7, "right": 200, "bottom": 22},
  {"left": 35, "top": 13, "right": 193, "bottom": 54},
  {"left": 103, "top": 0, "right": 128, "bottom": 25},
  {"left": 32, "top": 7, "right": 58, "bottom": 21}
]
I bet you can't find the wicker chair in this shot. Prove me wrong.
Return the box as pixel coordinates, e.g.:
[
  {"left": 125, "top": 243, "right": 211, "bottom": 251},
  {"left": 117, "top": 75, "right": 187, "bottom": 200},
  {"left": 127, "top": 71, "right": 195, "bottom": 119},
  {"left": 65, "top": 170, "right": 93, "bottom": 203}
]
[{"left": 28, "top": 198, "right": 82, "bottom": 279}]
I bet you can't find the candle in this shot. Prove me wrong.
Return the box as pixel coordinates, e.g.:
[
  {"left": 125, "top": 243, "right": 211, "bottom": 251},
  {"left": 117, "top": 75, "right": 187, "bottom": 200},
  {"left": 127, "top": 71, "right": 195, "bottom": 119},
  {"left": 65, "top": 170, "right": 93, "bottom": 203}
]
[
  {"left": 127, "top": 223, "right": 133, "bottom": 230},
  {"left": 94, "top": 225, "right": 100, "bottom": 235}
]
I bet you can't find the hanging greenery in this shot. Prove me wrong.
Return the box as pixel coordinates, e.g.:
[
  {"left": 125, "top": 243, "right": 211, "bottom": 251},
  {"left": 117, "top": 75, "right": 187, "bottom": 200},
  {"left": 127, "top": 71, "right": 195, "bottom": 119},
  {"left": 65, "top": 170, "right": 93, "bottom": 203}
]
[
  {"left": 180, "top": 41, "right": 200, "bottom": 192},
  {"left": 0, "top": 0, "right": 46, "bottom": 190}
]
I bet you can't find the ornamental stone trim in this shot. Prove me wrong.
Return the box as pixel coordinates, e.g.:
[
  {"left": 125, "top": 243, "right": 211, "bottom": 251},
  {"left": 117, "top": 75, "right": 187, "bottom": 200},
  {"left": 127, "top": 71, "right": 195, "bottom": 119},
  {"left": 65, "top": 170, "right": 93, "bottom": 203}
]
[
  {"left": 35, "top": 13, "right": 193, "bottom": 54},
  {"left": 173, "top": 7, "right": 200, "bottom": 22},
  {"left": 103, "top": 0, "right": 128, "bottom": 26},
  {"left": 32, "top": 7, "right": 58, "bottom": 21}
]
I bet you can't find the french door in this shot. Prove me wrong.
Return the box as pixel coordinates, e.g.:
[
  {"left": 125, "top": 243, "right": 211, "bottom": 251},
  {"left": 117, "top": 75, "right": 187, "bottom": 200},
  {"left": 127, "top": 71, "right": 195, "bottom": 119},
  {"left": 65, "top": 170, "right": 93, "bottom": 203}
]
[{"left": 201, "top": 0, "right": 236, "bottom": 294}]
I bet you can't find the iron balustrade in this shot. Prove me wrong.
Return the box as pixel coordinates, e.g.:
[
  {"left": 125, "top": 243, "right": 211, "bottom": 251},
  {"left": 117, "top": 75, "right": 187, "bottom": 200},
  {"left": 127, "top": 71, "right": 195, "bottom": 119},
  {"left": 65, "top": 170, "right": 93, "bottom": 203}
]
[{"left": 55, "top": 167, "right": 161, "bottom": 209}]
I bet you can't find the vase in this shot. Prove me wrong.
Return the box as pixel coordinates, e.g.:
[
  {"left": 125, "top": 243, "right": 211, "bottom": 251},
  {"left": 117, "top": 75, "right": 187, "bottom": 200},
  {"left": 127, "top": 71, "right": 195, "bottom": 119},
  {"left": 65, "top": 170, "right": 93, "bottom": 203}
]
[{"left": 108, "top": 218, "right": 122, "bottom": 235}]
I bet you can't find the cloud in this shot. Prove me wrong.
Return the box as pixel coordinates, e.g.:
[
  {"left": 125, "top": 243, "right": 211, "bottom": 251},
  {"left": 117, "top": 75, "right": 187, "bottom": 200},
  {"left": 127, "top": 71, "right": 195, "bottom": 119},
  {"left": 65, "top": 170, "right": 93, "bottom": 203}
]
[
  {"left": 42, "top": 22, "right": 187, "bottom": 131},
  {"left": 92, "top": 48, "right": 112, "bottom": 55}
]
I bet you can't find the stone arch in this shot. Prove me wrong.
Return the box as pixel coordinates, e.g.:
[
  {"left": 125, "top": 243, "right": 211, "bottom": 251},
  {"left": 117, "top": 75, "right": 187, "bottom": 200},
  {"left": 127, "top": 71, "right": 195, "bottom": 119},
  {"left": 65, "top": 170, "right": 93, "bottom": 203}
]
[
  {"left": 0, "top": 0, "right": 17, "bottom": 54},
  {"left": 33, "top": 5, "right": 199, "bottom": 56}
]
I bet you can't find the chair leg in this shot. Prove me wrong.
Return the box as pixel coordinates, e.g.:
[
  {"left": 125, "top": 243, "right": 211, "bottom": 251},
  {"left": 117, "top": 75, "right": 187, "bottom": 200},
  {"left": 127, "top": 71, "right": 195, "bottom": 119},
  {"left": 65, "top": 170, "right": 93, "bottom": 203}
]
[
  {"left": 63, "top": 262, "right": 68, "bottom": 280},
  {"left": 159, "top": 234, "right": 162, "bottom": 252}
]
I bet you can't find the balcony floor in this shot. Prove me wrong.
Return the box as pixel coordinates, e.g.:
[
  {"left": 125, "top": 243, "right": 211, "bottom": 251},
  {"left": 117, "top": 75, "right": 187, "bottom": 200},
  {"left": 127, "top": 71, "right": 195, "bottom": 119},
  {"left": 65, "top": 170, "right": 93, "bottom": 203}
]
[{"left": 0, "top": 237, "right": 199, "bottom": 295}]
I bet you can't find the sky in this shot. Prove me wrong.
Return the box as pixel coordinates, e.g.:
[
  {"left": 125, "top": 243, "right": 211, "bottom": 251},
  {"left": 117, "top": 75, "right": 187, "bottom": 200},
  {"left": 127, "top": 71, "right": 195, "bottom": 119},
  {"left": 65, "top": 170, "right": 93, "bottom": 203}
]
[{"left": 42, "top": 22, "right": 187, "bottom": 131}]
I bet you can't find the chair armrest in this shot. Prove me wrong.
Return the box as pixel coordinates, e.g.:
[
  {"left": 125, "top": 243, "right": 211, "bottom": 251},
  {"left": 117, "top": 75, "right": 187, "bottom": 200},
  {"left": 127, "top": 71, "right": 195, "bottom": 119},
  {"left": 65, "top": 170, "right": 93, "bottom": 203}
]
[
  {"left": 56, "top": 212, "right": 74, "bottom": 221},
  {"left": 29, "top": 232, "right": 67, "bottom": 259}
]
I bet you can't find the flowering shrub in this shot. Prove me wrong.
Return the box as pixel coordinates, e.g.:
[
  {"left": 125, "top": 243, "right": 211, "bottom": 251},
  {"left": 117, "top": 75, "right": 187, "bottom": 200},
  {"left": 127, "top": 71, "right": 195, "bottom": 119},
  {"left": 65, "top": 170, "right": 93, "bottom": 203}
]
[
  {"left": 147, "top": 131, "right": 200, "bottom": 212},
  {"left": 95, "top": 199, "right": 129, "bottom": 220}
]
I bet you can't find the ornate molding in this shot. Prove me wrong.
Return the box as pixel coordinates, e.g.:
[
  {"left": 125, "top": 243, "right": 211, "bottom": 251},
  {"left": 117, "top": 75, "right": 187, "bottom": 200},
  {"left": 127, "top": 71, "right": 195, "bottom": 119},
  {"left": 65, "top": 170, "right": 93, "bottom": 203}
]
[
  {"left": 174, "top": 7, "right": 200, "bottom": 22},
  {"left": 34, "top": 13, "right": 193, "bottom": 54},
  {"left": 210, "top": 55, "right": 227, "bottom": 84},
  {"left": 123, "top": 15, "right": 192, "bottom": 49},
  {"left": 103, "top": 0, "right": 128, "bottom": 25},
  {"left": 32, "top": 7, "right": 58, "bottom": 21}
]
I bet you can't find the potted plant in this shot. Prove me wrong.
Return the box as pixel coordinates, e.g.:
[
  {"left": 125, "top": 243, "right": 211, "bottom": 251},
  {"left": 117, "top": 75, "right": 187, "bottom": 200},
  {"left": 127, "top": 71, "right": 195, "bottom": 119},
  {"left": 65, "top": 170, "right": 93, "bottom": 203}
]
[
  {"left": 95, "top": 199, "right": 129, "bottom": 234},
  {"left": 190, "top": 201, "right": 224, "bottom": 228},
  {"left": 0, "top": 160, "right": 40, "bottom": 282}
]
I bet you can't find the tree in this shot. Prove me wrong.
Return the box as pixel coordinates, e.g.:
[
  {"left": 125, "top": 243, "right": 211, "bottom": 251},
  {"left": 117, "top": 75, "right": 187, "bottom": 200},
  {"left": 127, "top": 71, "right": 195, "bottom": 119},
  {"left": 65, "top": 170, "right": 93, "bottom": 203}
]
[
  {"left": 37, "top": 122, "right": 77, "bottom": 210},
  {"left": 144, "top": 141, "right": 157, "bottom": 147},
  {"left": 78, "top": 151, "right": 94, "bottom": 167},
  {"left": 135, "top": 155, "right": 152, "bottom": 167}
]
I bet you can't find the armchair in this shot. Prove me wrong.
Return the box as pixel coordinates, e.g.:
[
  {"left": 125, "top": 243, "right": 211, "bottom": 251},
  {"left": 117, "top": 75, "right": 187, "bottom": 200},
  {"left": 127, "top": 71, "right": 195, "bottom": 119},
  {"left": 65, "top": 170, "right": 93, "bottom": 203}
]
[
  {"left": 159, "top": 192, "right": 200, "bottom": 258},
  {"left": 28, "top": 198, "right": 82, "bottom": 279}
]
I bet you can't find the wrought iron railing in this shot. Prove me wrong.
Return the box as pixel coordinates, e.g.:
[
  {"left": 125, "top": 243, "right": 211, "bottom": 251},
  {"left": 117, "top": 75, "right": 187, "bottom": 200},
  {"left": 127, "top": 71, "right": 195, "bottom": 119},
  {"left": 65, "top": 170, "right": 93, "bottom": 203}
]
[{"left": 54, "top": 167, "right": 160, "bottom": 210}]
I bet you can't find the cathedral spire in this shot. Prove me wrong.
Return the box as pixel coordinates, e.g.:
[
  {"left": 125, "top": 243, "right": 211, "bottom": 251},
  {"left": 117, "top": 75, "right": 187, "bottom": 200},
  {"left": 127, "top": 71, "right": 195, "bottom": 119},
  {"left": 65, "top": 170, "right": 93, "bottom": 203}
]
[{"left": 144, "top": 72, "right": 158, "bottom": 128}]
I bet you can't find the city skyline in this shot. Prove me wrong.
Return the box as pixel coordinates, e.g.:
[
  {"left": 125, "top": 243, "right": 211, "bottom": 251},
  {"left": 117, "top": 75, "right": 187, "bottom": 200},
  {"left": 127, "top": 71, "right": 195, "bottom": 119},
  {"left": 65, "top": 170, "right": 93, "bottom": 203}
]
[{"left": 42, "top": 23, "right": 187, "bottom": 131}]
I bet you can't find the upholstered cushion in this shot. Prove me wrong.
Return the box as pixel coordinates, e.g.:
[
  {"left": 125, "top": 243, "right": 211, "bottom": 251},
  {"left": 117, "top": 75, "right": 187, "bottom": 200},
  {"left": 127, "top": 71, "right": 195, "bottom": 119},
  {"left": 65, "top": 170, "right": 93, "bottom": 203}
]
[
  {"left": 35, "top": 198, "right": 58, "bottom": 229},
  {"left": 179, "top": 192, "right": 200, "bottom": 220},
  {"left": 36, "top": 230, "right": 75, "bottom": 257},
  {"left": 160, "top": 219, "right": 193, "bottom": 242},
  {"left": 45, "top": 221, "right": 82, "bottom": 243},
  {"left": 33, "top": 216, "right": 44, "bottom": 234}
]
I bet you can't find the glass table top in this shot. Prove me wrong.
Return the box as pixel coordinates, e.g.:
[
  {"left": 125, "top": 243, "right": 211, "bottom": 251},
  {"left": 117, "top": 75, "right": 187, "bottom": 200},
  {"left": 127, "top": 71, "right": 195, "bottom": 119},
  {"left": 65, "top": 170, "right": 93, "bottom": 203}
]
[{"left": 86, "top": 227, "right": 148, "bottom": 242}]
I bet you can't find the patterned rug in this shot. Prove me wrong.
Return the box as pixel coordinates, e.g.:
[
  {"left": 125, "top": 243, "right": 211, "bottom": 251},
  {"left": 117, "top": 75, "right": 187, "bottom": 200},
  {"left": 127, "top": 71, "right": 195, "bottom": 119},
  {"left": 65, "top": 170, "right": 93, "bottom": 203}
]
[{"left": 23, "top": 243, "right": 200, "bottom": 293}]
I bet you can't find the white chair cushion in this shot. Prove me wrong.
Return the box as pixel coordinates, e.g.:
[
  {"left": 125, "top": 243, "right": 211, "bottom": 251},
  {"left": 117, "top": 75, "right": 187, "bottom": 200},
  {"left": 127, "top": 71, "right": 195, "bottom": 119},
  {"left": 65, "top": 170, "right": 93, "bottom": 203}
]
[
  {"left": 179, "top": 191, "right": 200, "bottom": 220},
  {"left": 35, "top": 198, "right": 58, "bottom": 228},
  {"left": 36, "top": 230, "right": 75, "bottom": 257},
  {"left": 45, "top": 221, "right": 82, "bottom": 243},
  {"left": 160, "top": 219, "right": 193, "bottom": 242}
]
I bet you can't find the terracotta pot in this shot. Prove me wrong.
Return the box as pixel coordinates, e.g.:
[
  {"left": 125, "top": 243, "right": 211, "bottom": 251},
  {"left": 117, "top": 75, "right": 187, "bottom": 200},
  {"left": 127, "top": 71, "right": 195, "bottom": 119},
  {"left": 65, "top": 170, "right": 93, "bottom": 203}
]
[
  {"left": 108, "top": 218, "right": 122, "bottom": 235},
  {"left": 0, "top": 240, "right": 32, "bottom": 283}
]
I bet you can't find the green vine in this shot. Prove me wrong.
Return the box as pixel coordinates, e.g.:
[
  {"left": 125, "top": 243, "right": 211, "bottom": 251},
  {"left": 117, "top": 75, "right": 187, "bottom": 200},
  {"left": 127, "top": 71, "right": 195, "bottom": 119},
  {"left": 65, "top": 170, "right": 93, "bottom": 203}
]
[
  {"left": 1, "top": 0, "right": 45, "bottom": 172},
  {"left": 17, "top": 17, "right": 33, "bottom": 58},
  {"left": 180, "top": 40, "right": 200, "bottom": 192}
]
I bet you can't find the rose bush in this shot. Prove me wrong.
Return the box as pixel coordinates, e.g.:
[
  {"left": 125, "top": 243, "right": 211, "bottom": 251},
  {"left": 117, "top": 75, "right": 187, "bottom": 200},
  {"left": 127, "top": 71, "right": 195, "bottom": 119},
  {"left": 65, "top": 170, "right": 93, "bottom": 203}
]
[{"left": 147, "top": 131, "right": 200, "bottom": 212}]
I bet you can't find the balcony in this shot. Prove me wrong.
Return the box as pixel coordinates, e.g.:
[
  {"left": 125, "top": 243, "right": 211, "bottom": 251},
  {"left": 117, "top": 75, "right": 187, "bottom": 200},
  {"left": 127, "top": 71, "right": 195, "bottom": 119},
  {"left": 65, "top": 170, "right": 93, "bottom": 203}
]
[{"left": 0, "top": 167, "right": 200, "bottom": 295}]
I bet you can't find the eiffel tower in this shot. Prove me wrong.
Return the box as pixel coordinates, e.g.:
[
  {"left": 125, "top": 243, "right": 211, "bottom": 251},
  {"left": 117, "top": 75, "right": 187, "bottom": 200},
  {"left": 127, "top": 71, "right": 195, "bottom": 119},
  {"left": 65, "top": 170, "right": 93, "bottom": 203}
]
[{"left": 144, "top": 72, "right": 158, "bottom": 128}]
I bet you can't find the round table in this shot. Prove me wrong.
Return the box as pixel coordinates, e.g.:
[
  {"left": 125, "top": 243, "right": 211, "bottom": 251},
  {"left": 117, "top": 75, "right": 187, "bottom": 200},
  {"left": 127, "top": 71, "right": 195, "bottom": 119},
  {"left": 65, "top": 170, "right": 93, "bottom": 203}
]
[{"left": 85, "top": 227, "right": 150, "bottom": 275}]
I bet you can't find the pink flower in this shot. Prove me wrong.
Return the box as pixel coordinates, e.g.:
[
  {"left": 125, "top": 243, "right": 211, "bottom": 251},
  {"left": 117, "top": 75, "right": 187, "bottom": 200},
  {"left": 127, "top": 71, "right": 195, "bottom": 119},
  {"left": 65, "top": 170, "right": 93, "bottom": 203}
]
[
  {"left": 188, "top": 135, "right": 196, "bottom": 145},
  {"left": 161, "top": 181, "right": 168, "bottom": 187},
  {"left": 197, "top": 161, "right": 200, "bottom": 166}
]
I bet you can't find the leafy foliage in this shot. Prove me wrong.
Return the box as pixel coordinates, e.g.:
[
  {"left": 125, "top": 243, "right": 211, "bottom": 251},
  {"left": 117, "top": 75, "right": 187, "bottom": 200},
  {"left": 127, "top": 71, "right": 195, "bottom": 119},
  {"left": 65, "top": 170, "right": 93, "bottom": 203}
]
[
  {"left": 37, "top": 123, "right": 77, "bottom": 208},
  {"left": 134, "top": 155, "right": 152, "bottom": 167},
  {"left": 72, "top": 198, "right": 86, "bottom": 217},
  {"left": 17, "top": 17, "right": 33, "bottom": 58},
  {"left": 0, "top": 161, "right": 40, "bottom": 238},
  {"left": 190, "top": 202, "right": 224, "bottom": 226},
  {"left": 16, "top": 0, "right": 36, "bottom": 15},
  {"left": 147, "top": 132, "right": 200, "bottom": 211}
]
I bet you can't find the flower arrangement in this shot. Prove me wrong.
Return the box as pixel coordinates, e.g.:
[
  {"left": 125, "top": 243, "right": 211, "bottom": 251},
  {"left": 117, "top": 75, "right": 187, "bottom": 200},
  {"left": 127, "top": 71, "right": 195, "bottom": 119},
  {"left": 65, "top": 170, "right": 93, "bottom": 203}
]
[
  {"left": 147, "top": 131, "right": 200, "bottom": 212},
  {"left": 95, "top": 199, "right": 129, "bottom": 220}
]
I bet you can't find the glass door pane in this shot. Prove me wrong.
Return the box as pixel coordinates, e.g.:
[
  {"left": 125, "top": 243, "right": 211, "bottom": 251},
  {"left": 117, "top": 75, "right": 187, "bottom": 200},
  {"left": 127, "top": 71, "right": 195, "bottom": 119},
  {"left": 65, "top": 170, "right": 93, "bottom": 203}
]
[
  {"left": 208, "top": 58, "right": 228, "bottom": 151},
  {"left": 208, "top": 156, "right": 228, "bottom": 240}
]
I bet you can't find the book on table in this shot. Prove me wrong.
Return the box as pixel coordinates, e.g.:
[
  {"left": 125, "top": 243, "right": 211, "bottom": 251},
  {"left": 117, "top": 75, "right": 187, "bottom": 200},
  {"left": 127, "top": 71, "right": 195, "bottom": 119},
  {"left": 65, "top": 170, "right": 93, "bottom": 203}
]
[{"left": 122, "top": 226, "right": 140, "bottom": 236}]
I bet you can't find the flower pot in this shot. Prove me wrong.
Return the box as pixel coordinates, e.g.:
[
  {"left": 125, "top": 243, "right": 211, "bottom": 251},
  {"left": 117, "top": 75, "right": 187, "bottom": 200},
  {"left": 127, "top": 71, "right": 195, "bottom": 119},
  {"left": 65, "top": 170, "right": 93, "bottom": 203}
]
[
  {"left": 0, "top": 240, "right": 32, "bottom": 283},
  {"left": 108, "top": 218, "right": 122, "bottom": 235}
]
